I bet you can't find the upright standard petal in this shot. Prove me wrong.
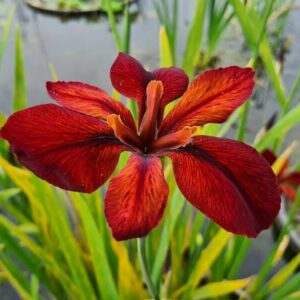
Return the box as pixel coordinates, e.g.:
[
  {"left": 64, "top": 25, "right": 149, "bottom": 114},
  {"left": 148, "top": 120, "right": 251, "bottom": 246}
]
[
  {"left": 110, "top": 53, "right": 151, "bottom": 119},
  {"left": 105, "top": 153, "right": 169, "bottom": 241},
  {"left": 159, "top": 67, "right": 254, "bottom": 135},
  {"left": 0, "top": 104, "right": 127, "bottom": 192},
  {"left": 110, "top": 53, "right": 189, "bottom": 124},
  {"left": 167, "top": 136, "right": 281, "bottom": 237},
  {"left": 47, "top": 81, "right": 136, "bottom": 130},
  {"left": 152, "top": 67, "right": 189, "bottom": 106}
]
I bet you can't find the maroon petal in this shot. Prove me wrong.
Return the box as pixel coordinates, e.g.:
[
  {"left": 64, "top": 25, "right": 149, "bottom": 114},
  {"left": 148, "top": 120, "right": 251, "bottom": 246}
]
[
  {"left": 0, "top": 104, "right": 127, "bottom": 192},
  {"left": 152, "top": 67, "right": 189, "bottom": 106},
  {"left": 110, "top": 53, "right": 152, "bottom": 121},
  {"left": 261, "top": 149, "right": 277, "bottom": 165},
  {"left": 159, "top": 67, "right": 254, "bottom": 135},
  {"left": 110, "top": 53, "right": 189, "bottom": 125},
  {"left": 46, "top": 81, "right": 135, "bottom": 130},
  {"left": 166, "top": 136, "right": 281, "bottom": 237},
  {"left": 105, "top": 153, "right": 169, "bottom": 240}
]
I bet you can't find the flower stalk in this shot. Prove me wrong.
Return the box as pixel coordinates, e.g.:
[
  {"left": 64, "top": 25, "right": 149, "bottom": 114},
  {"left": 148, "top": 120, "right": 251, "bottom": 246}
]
[{"left": 137, "top": 238, "right": 159, "bottom": 300}]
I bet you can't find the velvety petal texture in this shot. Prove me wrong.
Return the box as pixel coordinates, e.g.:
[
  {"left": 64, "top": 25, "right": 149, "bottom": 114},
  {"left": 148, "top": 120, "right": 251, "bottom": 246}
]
[
  {"left": 47, "top": 81, "right": 136, "bottom": 130},
  {"left": 105, "top": 154, "right": 169, "bottom": 240},
  {"left": 167, "top": 136, "right": 281, "bottom": 237},
  {"left": 0, "top": 104, "right": 126, "bottom": 192},
  {"left": 159, "top": 67, "right": 255, "bottom": 135}
]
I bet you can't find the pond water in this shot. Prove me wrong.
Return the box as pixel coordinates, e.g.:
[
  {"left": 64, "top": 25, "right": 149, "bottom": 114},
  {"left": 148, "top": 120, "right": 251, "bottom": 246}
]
[{"left": 0, "top": 0, "right": 300, "bottom": 298}]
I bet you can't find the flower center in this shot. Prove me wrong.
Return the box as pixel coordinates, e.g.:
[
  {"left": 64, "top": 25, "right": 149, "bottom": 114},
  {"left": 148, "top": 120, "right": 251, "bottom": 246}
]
[
  {"left": 149, "top": 126, "right": 197, "bottom": 153},
  {"left": 107, "top": 114, "right": 143, "bottom": 152},
  {"left": 107, "top": 80, "right": 195, "bottom": 154}
]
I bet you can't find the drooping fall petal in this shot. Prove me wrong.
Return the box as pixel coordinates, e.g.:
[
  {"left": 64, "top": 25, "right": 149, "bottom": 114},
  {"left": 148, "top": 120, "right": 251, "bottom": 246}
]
[
  {"left": 105, "top": 153, "right": 169, "bottom": 241},
  {"left": 167, "top": 136, "right": 281, "bottom": 237},
  {"left": 0, "top": 104, "right": 127, "bottom": 192},
  {"left": 159, "top": 67, "right": 255, "bottom": 135},
  {"left": 46, "top": 81, "right": 136, "bottom": 130},
  {"left": 152, "top": 67, "right": 189, "bottom": 106},
  {"left": 261, "top": 149, "right": 277, "bottom": 165}
]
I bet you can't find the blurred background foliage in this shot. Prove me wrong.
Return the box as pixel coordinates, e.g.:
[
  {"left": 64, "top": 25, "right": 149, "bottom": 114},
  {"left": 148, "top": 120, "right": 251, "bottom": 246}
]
[{"left": 0, "top": 0, "right": 300, "bottom": 299}]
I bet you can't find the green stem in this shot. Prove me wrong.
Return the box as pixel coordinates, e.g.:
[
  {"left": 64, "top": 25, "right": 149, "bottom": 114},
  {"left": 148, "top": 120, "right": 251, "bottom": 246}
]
[
  {"left": 237, "top": 101, "right": 250, "bottom": 142},
  {"left": 137, "top": 238, "right": 159, "bottom": 300},
  {"left": 105, "top": 0, "right": 122, "bottom": 51}
]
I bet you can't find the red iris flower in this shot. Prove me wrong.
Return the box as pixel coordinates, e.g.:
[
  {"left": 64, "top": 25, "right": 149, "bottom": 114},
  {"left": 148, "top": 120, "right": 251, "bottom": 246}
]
[
  {"left": 0, "top": 53, "right": 281, "bottom": 241},
  {"left": 262, "top": 149, "right": 300, "bottom": 201}
]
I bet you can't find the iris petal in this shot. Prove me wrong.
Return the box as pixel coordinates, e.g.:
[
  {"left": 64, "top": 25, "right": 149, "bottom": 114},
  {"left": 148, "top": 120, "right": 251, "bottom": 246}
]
[
  {"left": 110, "top": 52, "right": 189, "bottom": 125},
  {"left": 105, "top": 153, "right": 169, "bottom": 240},
  {"left": 150, "top": 126, "right": 196, "bottom": 153},
  {"left": 0, "top": 104, "right": 127, "bottom": 192},
  {"left": 110, "top": 53, "right": 152, "bottom": 123},
  {"left": 166, "top": 136, "right": 281, "bottom": 237},
  {"left": 47, "top": 81, "right": 136, "bottom": 130},
  {"left": 159, "top": 66, "right": 255, "bottom": 135},
  {"left": 139, "top": 80, "right": 164, "bottom": 144},
  {"left": 107, "top": 114, "right": 142, "bottom": 151},
  {"left": 152, "top": 67, "right": 189, "bottom": 106}
]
